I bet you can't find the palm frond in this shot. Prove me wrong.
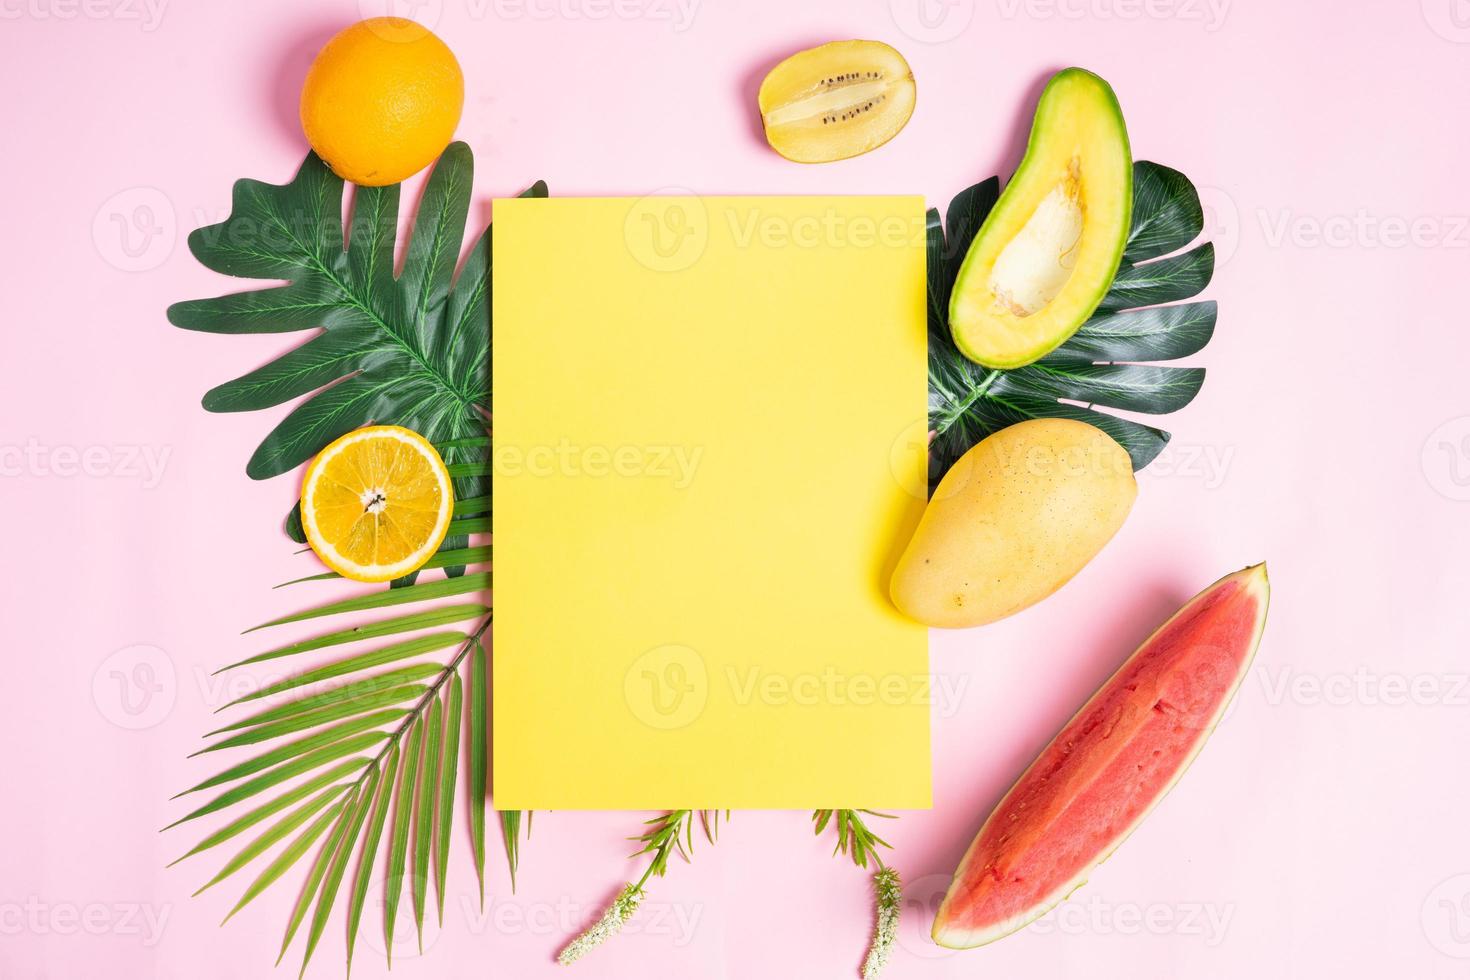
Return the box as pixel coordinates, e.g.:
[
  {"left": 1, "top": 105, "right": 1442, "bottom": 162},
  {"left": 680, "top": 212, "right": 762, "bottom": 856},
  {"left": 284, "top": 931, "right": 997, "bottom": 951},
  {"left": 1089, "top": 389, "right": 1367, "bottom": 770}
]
[
  {"left": 169, "top": 568, "right": 499, "bottom": 976},
  {"left": 500, "top": 809, "right": 525, "bottom": 892}
]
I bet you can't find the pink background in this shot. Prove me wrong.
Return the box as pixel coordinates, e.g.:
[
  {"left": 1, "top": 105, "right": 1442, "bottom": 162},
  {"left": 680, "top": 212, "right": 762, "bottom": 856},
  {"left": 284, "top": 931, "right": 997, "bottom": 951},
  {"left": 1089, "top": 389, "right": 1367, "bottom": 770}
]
[{"left": 4, "top": 0, "right": 1469, "bottom": 977}]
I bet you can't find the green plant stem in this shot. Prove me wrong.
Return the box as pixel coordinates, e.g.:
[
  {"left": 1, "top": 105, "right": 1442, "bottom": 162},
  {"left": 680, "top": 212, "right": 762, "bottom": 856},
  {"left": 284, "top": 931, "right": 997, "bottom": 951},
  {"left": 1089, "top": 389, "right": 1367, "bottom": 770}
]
[
  {"left": 335, "top": 614, "right": 491, "bottom": 806},
  {"left": 932, "top": 369, "right": 1001, "bottom": 433},
  {"left": 813, "top": 809, "right": 895, "bottom": 869},
  {"left": 632, "top": 810, "right": 695, "bottom": 890}
]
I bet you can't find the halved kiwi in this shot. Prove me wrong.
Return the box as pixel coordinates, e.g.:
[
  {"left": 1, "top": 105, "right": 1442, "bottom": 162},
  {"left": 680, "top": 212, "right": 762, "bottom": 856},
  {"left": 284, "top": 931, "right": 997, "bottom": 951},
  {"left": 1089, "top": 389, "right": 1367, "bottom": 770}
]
[{"left": 757, "top": 40, "right": 916, "bottom": 164}]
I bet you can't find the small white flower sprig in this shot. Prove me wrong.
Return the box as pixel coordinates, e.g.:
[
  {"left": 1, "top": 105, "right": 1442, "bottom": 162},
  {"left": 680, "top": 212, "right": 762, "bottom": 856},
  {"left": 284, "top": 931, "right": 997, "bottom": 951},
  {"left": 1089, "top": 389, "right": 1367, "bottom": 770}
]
[
  {"left": 557, "top": 810, "right": 724, "bottom": 965},
  {"left": 556, "top": 882, "right": 643, "bottom": 965},
  {"left": 560, "top": 809, "right": 902, "bottom": 975},
  {"left": 862, "top": 867, "right": 902, "bottom": 980},
  {"left": 813, "top": 809, "right": 903, "bottom": 979}
]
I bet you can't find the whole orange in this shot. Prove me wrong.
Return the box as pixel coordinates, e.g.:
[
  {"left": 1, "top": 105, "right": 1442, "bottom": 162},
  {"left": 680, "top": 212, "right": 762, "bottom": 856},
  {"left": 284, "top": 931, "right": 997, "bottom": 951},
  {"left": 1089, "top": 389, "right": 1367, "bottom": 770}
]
[{"left": 299, "top": 17, "right": 464, "bottom": 187}]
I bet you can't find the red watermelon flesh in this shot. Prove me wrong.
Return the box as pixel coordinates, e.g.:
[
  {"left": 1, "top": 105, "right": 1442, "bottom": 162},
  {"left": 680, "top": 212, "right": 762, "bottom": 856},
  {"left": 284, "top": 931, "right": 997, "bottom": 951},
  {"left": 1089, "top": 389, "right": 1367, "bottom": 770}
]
[{"left": 932, "top": 563, "right": 1269, "bottom": 949}]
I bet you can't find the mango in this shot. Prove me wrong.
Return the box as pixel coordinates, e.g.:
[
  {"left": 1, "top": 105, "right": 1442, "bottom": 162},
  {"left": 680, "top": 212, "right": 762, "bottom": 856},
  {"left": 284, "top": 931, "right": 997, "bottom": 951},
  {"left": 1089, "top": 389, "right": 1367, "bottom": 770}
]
[{"left": 890, "top": 419, "right": 1136, "bottom": 628}]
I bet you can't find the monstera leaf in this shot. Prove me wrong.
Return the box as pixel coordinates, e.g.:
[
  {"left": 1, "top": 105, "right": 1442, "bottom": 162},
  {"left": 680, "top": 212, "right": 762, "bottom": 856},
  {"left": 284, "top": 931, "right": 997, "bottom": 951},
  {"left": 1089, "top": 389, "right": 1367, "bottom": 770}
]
[
  {"left": 170, "top": 144, "right": 543, "bottom": 570},
  {"left": 927, "top": 161, "right": 1216, "bottom": 489},
  {"left": 168, "top": 142, "right": 543, "bottom": 499}
]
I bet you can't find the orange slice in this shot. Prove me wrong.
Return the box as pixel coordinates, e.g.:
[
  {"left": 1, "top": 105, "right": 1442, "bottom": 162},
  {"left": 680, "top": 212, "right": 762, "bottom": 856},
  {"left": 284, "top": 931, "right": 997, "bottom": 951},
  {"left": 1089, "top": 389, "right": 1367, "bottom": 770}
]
[{"left": 301, "top": 425, "right": 454, "bottom": 583}]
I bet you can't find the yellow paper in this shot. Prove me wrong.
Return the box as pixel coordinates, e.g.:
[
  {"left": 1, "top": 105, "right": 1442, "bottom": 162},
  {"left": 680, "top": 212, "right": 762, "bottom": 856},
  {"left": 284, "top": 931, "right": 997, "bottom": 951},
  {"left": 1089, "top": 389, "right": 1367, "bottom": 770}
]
[{"left": 492, "top": 195, "right": 931, "bottom": 808}]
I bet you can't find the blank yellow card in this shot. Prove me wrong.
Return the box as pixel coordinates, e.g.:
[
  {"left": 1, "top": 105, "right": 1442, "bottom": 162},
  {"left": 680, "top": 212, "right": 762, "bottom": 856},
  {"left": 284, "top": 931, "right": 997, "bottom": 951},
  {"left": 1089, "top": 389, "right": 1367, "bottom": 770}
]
[{"left": 492, "top": 195, "right": 930, "bottom": 809}]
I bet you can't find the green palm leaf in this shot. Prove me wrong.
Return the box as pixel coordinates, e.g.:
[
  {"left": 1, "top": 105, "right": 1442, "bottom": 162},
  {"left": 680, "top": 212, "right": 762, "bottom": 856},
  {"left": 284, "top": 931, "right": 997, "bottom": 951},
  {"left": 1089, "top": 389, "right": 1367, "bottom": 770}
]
[
  {"left": 168, "top": 759, "right": 362, "bottom": 861},
  {"left": 168, "top": 572, "right": 495, "bottom": 973},
  {"left": 245, "top": 574, "right": 490, "bottom": 631},
  {"left": 346, "top": 745, "right": 399, "bottom": 975},
  {"left": 223, "top": 797, "right": 348, "bottom": 925},
  {"left": 434, "top": 678, "right": 463, "bottom": 921},
  {"left": 192, "top": 785, "right": 349, "bottom": 896},
  {"left": 468, "top": 639, "right": 489, "bottom": 904},
  {"left": 169, "top": 741, "right": 378, "bottom": 828},
  {"left": 927, "top": 161, "right": 1216, "bottom": 488},
  {"left": 412, "top": 695, "right": 443, "bottom": 948},
  {"left": 221, "top": 633, "right": 465, "bottom": 707},
  {"left": 205, "top": 666, "right": 439, "bottom": 735},
  {"left": 383, "top": 716, "right": 423, "bottom": 967},
  {"left": 175, "top": 729, "right": 387, "bottom": 800},
  {"left": 277, "top": 789, "right": 360, "bottom": 965},
  {"left": 500, "top": 809, "right": 524, "bottom": 892},
  {"left": 217, "top": 604, "right": 487, "bottom": 672},
  {"left": 298, "top": 769, "right": 379, "bottom": 976},
  {"left": 197, "top": 702, "right": 415, "bottom": 753}
]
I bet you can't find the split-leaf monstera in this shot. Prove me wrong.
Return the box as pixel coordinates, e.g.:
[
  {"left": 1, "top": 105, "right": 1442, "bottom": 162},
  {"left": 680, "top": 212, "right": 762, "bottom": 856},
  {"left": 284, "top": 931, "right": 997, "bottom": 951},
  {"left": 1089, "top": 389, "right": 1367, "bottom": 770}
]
[
  {"left": 169, "top": 143, "right": 543, "bottom": 572},
  {"left": 168, "top": 141, "right": 540, "bottom": 480},
  {"left": 927, "top": 161, "right": 1216, "bottom": 490}
]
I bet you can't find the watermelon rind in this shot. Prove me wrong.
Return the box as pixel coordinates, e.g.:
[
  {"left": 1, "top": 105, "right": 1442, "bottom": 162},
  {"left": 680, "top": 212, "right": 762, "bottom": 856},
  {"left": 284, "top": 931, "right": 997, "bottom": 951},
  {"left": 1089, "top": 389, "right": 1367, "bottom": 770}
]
[{"left": 932, "top": 562, "right": 1270, "bottom": 949}]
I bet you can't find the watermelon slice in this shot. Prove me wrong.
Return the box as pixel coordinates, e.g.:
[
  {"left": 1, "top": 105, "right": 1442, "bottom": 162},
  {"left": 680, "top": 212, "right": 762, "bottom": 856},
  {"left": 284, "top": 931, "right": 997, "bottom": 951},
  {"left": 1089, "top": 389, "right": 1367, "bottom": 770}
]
[{"left": 932, "top": 563, "right": 1270, "bottom": 949}]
